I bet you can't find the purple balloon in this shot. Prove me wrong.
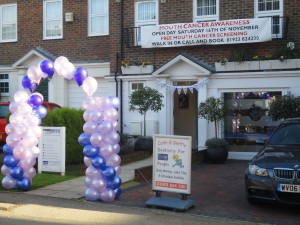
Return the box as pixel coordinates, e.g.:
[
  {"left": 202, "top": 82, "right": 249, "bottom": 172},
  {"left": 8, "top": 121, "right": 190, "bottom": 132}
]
[
  {"left": 114, "top": 187, "right": 122, "bottom": 199},
  {"left": 17, "top": 177, "right": 31, "bottom": 191},
  {"left": 83, "top": 144, "right": 99, "bottom": 158},
  {"left": 40, "top": 60, "right": 54, "bottom": 77},
  {"left": 92, "top": 155, "right": 106, "bottom": 169},
  {"left": 28, "top": 93, "right": 43, "bottom": 108},
  {"left": 2, "top": 144, "right": 14, "bottom": 155},
  {"left": 33, "top": 106, "right": 47, "bottom": 119},
  {"left": 78, "top": 133, "right": 91, "bottom": 147},
  {"left": 22, "top": 75, "right": 36, "bottom": 93},
  {"left": 101, "top": 166, "right": 116, "bottom": 180},
  {"left": 4, "top": 155, "right": 20, "bottom": 168},
  {"left": 74, "top": 67, "right": 88, "bottom": 86},
  {"left": 10, "top": 166, "right": 24, "bottom": 180},
  {"left": 107, "top": 176, "right": 122, "bottom": 189}
]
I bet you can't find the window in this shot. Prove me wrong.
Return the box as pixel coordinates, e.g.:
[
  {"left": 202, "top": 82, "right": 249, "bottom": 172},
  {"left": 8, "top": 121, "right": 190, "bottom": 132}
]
[
  {"left": 255, "top": 0, "right": 283, "bottom": 38},
  {"left": 194, "top": 0, "right": 219, "bottom": 22},
  {"left": 0, "top": 74, "right": 9, "bottom": 96},
  {"left": 88, "top": 0, "right": 109, "bottom": 36},
  {"left": 135, "top": 0, "right": 158, "bottom": 45},
  {"left": 43, "top": 0, "right": 62, "bottom": 39},
  {"left": 0, "top": 4, "right": 17, "bottom": 42},
  {"left": 130, "top": 82, "right": 144, "bottom": 93}
]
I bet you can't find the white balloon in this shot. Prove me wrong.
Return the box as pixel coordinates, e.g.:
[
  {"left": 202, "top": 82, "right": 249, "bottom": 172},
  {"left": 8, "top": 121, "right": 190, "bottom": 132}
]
[
  {"left": 6, "top": 134, "right": 21, "bottom": 147},
  {"left": 82, "top": 97, "right": 97, "bottom": 110},
  {"left": 5, "top": 124, "right": 14, "bottom": 135},
  {"left": 12, "top": 124, "right": 27, "bottom": 138},
  {"left": 13, "top": 144, "right": 26, "bottom": 159},
  {"left": 21, "top": 135, "right": 38, "bottom": 148},
  {"left": 19, "top": 158, "right": 36, "bottom": 170},
  {"left": 1, "top": 165, "right": 11, "bottom": 176},
  {"left": 27, "top": 66, "right": 42, "bottom": 84},
  {"left": 84, "top": 156, "right": 92, "bottom": 167},
  {"left": 32, "top": 126, "right": 42, "bottom": 138},
  {"left": 17, "top": 102, "right": 32, "bottom": 116},
  {"left": 31, "top": 146, "right": 41, "bottom": 158},
  {"left": 23, "top": 167, "right": 36, "bottom": 179},
  {"left": 9, "top": 102, "right": 18, "bottom": 113},
  {"left": 62, "top": 62, "right": 75, "bottom": 80},
  {"left": 14, "top": 91, "right": 29, "bottom": 103},
  {"left": 82, "top": 77, "right": 98, "bottom": 97},
  {"left": 83, "top": 110, "right": 90, "bottom": 121},
  {"left": 23, "top": 114, "right": 40, "bottom": 127},
  {"left": 9, "top": 113, "right": 24, "bottom": 126},
  {"left": 54, "top": 56, "right": 69, "bottom": 76}
]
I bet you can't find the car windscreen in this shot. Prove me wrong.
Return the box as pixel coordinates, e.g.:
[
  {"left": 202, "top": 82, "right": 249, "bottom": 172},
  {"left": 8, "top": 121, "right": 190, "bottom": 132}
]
[
  {"left": 0, "top": 105, "right": 9, "bottom": 118},
  {"left": 268, "top": 123, "right": 300, "bottom": 145}
]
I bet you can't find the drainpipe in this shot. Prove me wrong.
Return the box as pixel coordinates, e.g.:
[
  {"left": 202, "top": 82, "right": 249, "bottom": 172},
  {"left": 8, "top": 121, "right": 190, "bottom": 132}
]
[
  {"left": 114, "top": 53, "right": 119, "bottom": 97},
  {"left": 120, "top": 0, "right": 124, "bottom": 134}
]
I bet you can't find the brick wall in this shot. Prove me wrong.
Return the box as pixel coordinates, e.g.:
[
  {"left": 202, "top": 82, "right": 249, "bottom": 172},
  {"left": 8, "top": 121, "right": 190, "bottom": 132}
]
[
  {"left": 1, "top": 0, "right": 110, "bottom": 65},
  {"left": 110, "top": 0, "right": 299, "bottom": 73}
]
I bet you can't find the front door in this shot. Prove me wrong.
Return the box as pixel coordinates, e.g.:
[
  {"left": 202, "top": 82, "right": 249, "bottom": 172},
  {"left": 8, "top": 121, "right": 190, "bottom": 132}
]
[{"left": 173, "top": 86, "right": 198, "bottom": 149}]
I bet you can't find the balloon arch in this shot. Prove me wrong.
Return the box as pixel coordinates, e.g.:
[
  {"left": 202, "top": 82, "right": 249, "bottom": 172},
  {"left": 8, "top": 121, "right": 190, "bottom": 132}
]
[{"left": 1, "top": 56, "right": 121, "bottom": 202}]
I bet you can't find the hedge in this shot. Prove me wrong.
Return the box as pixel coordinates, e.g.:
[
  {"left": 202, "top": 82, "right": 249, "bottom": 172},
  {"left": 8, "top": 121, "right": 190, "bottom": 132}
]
[{"left": 41, "top": 108, "right": 85, "bottom": 165}]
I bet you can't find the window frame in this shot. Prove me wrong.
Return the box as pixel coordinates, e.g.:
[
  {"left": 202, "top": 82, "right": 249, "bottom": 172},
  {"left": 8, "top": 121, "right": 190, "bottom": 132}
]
[
  {"left": 0, "top": 3, "right": 17, "bottom": 43},
  {"left": 0, "top": 74, "right": 9, "bottom": 97},
  {"left": 43, "top": 0, "right": 63, "bottom": 40},
  {"left": 193, "top": 0, "right": 219, "bottom": 22},
  {"left": 130, "top": 82, "right": 145, "bottom": 94},
  {"left": 135, "top": 0, "right": 158, "bottom": 45},
  {"left": 254, "top": 0, "right": 283, "bottom": 38},
  {"left": 88, "top": 0, "right": 109, "bottom": 36}
]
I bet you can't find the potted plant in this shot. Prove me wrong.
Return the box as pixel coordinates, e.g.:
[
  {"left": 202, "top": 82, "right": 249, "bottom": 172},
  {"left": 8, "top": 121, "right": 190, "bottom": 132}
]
[
  {"left": 198, "top": 97, "right": 228, "bottom": 164},
  {"left": 129, "top": 86, "right": 164, "bottom": 154}
]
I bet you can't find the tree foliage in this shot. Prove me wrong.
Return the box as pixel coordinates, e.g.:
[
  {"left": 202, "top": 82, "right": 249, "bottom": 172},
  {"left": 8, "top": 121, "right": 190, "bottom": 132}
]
[
  {"left": 268, "top": 95, "right": 300, "bottom": 121},
  {"left": 198, "top": 97, "right": 226, "bottom": 138},
  {"left": 129, "top": 87, "right": 164, "bottom": 136}
]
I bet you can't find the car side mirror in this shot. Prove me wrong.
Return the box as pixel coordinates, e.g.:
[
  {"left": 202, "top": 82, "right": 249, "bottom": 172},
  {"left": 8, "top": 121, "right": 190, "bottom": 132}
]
[{"left": 256, "top": 138, "right": 266, "bottom": 145}]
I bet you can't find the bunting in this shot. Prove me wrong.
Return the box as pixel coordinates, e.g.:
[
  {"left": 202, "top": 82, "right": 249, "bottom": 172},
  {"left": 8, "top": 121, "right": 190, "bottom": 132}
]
[{"left": 156, "top": 78, "right": 209, "bottom": 93}]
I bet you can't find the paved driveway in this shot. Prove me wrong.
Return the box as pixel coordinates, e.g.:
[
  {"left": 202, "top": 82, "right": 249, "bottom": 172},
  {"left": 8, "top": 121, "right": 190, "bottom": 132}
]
[{"left": 112, "top": 160, "right": 300, "bottom": 225}]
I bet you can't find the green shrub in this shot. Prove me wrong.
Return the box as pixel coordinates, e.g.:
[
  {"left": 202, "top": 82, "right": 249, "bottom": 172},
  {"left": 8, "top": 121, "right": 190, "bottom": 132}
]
[{"left": 41, "top": 108, "right": 84, "bottom": 165}]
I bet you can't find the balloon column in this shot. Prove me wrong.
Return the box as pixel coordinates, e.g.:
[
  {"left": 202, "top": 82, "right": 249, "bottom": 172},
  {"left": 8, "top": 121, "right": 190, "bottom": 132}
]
[
  {"left": 1, "top": 57, "right": 121, "bottom": 202},
  {"left": 79, "top": 95, "right": 122, "bottom": 202}
]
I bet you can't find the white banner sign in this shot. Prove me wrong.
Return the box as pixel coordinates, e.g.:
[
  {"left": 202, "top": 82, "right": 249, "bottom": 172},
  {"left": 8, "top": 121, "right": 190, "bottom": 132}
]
[
  {"left": 153, "top": 134, "right": 192, "bottom": 194},
  {"left": 141, "top": 18, "right": 272, "bottom": 48},
  {"left": 38, "top": 127, "right": 66, "bottom": 175}
]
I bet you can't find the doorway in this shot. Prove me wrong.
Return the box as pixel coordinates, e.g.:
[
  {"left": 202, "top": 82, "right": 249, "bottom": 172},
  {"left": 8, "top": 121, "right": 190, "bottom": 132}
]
[{"left": 173, "top": 82, "right": 198, "bottom": 149}]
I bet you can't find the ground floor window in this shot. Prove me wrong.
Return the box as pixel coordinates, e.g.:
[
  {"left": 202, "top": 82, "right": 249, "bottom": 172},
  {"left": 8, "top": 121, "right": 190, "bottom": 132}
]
[
  {"left": 0, "top": 74, "right": 9, "bottom": 97},
  {"left": 223, "top": 91, "right": 281, "bottom": 152}
]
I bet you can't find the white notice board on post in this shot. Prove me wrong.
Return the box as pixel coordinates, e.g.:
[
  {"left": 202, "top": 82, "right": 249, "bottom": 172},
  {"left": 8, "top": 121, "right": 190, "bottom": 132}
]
[
  {"left": 152, "top": 134, "right": 192, "bottom": 194},
  {"left": 38, "top": 127, "right": 66, "bottom": 176}
]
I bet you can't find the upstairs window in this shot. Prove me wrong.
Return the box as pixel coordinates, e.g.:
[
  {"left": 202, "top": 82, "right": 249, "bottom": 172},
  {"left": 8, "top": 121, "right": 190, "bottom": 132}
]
[
  {"left": 0, "top": 4, "right": 17, "bottom": 42},
  {"left": 88, "top": 0, "right": 109, "bottom": 36},
  {"left": 43, "top": 0, "right": 62, "bottom": 39},
  {"left": 255, "top": 0, "right": 283, "bottom": 38},
  {"left": 0, "top": 74, "right": 9, "bottom": 96},
  {"left": 135, "top": 0, "right": 158, "bottom": 45},
  {"left": 194, "top": 0, "right": 219, "bottom": 22}
]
